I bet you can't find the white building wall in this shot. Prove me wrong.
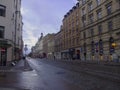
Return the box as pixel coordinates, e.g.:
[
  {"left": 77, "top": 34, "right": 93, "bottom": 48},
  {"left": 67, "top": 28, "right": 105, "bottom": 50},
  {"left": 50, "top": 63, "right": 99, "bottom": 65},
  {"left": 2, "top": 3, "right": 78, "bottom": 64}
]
[{"left": 0, "top": 0, "right": 23, "bottom": 62}]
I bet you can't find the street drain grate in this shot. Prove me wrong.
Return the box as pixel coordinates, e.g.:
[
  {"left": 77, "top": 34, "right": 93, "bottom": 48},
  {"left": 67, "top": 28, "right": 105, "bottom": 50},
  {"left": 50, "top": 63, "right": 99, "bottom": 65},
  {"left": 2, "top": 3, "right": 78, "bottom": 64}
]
[{"left": 56, "top": 71, "right": 65, "bottom": 75}]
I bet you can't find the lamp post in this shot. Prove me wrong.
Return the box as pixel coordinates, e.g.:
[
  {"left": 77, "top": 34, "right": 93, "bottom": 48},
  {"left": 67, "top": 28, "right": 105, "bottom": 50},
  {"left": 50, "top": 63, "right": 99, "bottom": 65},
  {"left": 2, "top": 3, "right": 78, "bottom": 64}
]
[
  {"left": 24, "top": 44, "right": 28, "bottom": 57},
  {"left": 24, "top": 44, "right": 28, "bottom": 69}
]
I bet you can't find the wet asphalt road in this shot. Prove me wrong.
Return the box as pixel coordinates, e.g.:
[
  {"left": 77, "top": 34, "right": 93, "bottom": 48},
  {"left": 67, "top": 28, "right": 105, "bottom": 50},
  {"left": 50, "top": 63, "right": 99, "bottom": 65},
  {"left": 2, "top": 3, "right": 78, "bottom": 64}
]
[{"left": 0, "top": 58, "right": 120, "bottom": 90}]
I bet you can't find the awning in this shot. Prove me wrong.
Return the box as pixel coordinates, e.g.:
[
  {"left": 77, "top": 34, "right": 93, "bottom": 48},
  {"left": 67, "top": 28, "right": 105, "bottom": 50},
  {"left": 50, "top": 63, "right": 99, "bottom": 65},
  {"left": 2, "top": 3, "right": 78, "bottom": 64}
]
[{"left": 0, "top": 39, "right": 12, "bottom": 48}]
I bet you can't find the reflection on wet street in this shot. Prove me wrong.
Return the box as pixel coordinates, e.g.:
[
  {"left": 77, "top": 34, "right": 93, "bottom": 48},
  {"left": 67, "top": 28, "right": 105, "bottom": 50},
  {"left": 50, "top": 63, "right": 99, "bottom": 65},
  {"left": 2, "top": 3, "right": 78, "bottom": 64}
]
[
  {"left": 0, "top": 58, "right": 120, "bottom": 90},
  {"left": 19, "top": 59, "right": 81, "bottom": 90}
]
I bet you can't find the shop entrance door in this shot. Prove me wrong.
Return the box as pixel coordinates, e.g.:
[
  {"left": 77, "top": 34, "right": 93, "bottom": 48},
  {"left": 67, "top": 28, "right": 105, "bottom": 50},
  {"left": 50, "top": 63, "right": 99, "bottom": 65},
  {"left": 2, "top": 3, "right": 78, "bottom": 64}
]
[{"left": 0, "top": 48, "right": 7, "bottom": 66}]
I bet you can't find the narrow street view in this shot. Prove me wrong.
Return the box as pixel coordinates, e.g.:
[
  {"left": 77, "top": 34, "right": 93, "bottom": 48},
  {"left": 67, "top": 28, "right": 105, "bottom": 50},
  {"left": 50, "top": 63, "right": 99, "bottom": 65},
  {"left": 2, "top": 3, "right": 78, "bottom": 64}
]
[{"left": 0, "top": 0, "right": 120, "bottom": 90}]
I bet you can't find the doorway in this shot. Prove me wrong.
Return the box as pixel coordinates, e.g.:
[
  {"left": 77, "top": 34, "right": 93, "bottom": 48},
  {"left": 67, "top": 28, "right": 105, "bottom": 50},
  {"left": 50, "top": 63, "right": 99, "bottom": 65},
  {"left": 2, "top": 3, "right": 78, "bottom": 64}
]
[{"left": 0, "top": 48, "right": 7, "bottom": 66}]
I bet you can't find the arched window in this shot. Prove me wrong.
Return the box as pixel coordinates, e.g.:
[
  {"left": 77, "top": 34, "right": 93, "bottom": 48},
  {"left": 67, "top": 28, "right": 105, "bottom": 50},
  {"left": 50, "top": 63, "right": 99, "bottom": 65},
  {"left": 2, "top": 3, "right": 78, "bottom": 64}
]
[
  {"left": 99, "top": 39, "right": 103, "bottom": 55},
  {"left": 91, "top": 41, "right": 95, "bottom": 55},
  {"left": 109, "top": 37, "right": 114, "bottom": 54}
]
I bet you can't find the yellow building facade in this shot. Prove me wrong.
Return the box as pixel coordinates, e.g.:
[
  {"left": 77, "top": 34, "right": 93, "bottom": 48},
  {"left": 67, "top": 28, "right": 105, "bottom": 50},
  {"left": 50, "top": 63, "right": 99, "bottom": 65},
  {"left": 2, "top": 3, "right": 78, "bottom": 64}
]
[
  {"left": 62, "top": 0, "right": 120, "bottom": 61},
  {"left": 79, "top": 0, "right": 120, "bottom": 61},
  {"left": 62, "top": 3, "right": 81, "bottom": 60}
]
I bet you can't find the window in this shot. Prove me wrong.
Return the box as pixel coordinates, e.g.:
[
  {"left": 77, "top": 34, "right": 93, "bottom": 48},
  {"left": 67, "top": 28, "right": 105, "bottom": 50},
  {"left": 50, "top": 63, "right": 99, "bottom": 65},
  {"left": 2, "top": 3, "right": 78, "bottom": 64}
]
[
  {"left": 82, "top": 15, "right": 86, "bottom": 26},
  {"left": 98, "top": 25, "right": 102, "bottom": 35},
  {"left": 82, "top": 0, "right": 86, "bottom": 5},
  {"left": 0, "top": 26, "right": 5, "bottom": 38},
  {"left": 18, "top": 24, "right": 20, "bottom": 31},
  {"left": 76, "top": 20, "right": 79, "bottom": 25},
  {"left": 88, "top": 2, "right": 93, "bottom": 11},
  {"left": 76, "top": 12, "right": 78, "bottom": 17},
  {"left": 96, "top": 0, "right": 101, "bottom": 6},
  {"left": 0, "top": 5, "right": 6, "bottom": 17},
  {"left": 72, "top": 38, "right": 75, "bottom": 45},
  {"left": 83, "top": 32, "right": 86, "bottom": 39},
  {"left": 76, "top": 28, "right": 78, "bottom": 32},
  {"left": 108, "top": 21, "right": 113, "bottom": 31},
  {"left": 89, "top": 14, "right": 94, "bottom": 23},
  {"left": 83, "top": 43, "right": 87, "bottom": 53},
  {"left": 109, "top": 37, "right": 114, "bottom": 54},
  {"left": 106, "top": 3, "right": 112, "bottom": 15},
  {"left": 91, "top": 41, "right": 95, "bottom": 55},
  {"left": 18, "top": 37, "right": 19, "bottom": 45},
  {"left": 97, "top": 9, "right": 102, "bottom": 19},
  {"left": 90, "top": 29, "right": 94, "bottom": 37},
  {"left": 76, "top": 37, "right": 79, "bottom": 45},
  {"left": 82, "top": 7, "right": 86, "bottom": 15},
  {"left": 99, "top": 39, "right": 103, "bottom": 55}
]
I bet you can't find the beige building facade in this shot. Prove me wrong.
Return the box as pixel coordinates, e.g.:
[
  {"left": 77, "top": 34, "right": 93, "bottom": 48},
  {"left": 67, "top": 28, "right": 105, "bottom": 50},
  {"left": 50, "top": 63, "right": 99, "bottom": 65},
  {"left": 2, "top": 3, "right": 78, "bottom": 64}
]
[
  {"left": 54, "top": 26, "right": 63, "bottom": 59},
  {"left": 62, "top": 2, "right": 81, "bottom": 60},
  {"left": 0, "top": 0, "right": 23, "bottom": 65},
  {"left": 61, "top": 0, "right": 120, "bottom": 61},
  {"left": 78, "top": 0, "right": 120, "bottom": 61},
  {"left": 43, "top": 33, "right": 55, "bottom": 59},
  {"left": 32, "top": 33, "right": 55, "bottom": 59},
  {"left": 31, "top": 33, "right": 44, "bottom": 58},
  {"left": 32, "top": 0, "right": 120, "bottom": 61}
]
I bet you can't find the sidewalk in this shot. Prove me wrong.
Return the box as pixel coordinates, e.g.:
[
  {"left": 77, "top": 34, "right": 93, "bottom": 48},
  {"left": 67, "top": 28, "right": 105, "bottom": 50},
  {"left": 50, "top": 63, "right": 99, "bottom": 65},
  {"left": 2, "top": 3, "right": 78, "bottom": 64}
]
[
  {"left": 11, "top": 59, "right": 33, "bottom": 72},
  {"left": 55, "top": 59, "right": 120, "bottom": 66},
  {"left": 0, "top": 59, "right": 33, "bottom": 73}
]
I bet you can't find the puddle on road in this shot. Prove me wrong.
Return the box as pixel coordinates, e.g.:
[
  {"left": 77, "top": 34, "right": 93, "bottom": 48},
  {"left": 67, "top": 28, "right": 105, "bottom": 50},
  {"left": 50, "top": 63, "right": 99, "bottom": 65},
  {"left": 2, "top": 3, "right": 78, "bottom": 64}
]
[{"left": 21, "top": 70, "right": 38, "bottom": 77}]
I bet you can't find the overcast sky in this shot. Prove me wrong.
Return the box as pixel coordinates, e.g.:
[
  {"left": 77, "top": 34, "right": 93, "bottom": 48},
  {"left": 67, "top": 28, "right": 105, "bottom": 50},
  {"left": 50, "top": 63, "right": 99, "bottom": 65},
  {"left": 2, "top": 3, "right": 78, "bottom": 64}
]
[{"left": 21, "top": 0, "right": 78, "bottom": 52}]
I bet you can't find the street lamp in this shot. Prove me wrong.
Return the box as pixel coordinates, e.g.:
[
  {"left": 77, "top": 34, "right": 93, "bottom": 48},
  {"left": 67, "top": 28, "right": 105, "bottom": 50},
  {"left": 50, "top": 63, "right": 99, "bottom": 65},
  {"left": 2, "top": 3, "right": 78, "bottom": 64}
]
[
  {"left": 112, "top": 42, "right": 117, "bottom": 47},
  {"left": 24, "top": 44, "right": 28, "bottom": 57}
]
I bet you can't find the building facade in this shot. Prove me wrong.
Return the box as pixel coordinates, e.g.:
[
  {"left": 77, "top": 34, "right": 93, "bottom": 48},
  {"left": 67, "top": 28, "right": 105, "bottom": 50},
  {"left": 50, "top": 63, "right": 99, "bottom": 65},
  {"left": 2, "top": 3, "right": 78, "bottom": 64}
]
[
  {"left": 31, "top": 33, "right": 44, "bottom": 58},
  {"left": 0, "top": 0, "right": 23, "bottom": 66},
  {"left": 31, "top": 0, "right": 120, "bottom": 61},
  {"left": 78, "top": 0, "right": 120, "bottom": 61},
  {"left": 32, "top": 33, "right": 55, "bottom": 59},
  {"left": 54, "top": 26, "right": 63, "bottom": 59},
  {"left": 62, "top": 2, "right": 81, "bottom": 60},
  {"left": 61, "top": 0, "right": 120, "bottom": 61},
  {"left": 43, "top": 33, "right": 55, "bottom": 59}
]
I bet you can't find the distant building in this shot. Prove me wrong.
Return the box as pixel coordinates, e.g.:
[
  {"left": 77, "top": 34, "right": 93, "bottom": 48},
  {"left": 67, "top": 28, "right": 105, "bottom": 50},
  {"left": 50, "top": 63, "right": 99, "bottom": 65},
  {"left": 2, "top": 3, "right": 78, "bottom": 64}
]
[
  {"left": 42, "top": 33, "right": 55, "bottom": 59},
  {"left": 0, "top": 0, "right": 23, "bottom": 65},
  {"left": 32, "top": 33, "right": 44, "bottom": 58},
  {"left": 54, "top": 25, "right": 63, "bottom": 59},
  {"left": 32, "top": 33, "right": 55, "bottom": 59}
]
